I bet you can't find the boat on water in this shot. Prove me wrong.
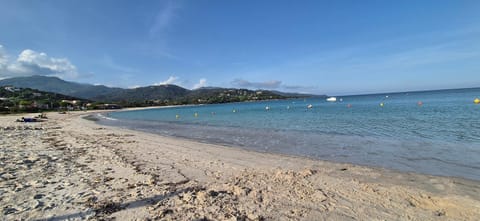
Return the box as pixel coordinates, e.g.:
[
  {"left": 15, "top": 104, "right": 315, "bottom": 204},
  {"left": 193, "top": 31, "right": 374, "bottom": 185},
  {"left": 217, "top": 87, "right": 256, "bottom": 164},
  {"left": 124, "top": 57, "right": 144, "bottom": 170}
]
[{"left": 326, "top": 97, "right": 337, "bottom": 102}]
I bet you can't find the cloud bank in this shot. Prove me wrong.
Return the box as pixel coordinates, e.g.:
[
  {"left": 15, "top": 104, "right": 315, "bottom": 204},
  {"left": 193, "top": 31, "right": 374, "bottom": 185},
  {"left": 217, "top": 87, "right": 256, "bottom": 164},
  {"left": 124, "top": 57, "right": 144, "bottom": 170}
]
[
  {"left": 231, "top": 79, "right": 282, "bottom": 89},
  {"left": 0, "top": 44, "right": 79, "bottom": 79},
  {"left": 230, "top": 78, "right": 317, "bottom": 93}
]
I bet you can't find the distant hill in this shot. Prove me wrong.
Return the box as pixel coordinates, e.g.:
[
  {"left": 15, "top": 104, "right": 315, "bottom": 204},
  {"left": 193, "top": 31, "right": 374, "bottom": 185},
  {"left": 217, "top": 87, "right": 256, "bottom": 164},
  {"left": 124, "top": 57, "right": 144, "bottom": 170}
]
[
  {"left": 92, "top": 84, "right": 190, "bottom": 104},
  {"left": 0, "top": 75, "right": 123, "bottom": 99},
  {"left": 93, "top": 86, "right": 305, "bottom": 106},
  {"left": 0, "top": 75, "right": 321, "bottom": 106},
  {"left": 184, "top": 87, "right": 290, "bottom": 104}
]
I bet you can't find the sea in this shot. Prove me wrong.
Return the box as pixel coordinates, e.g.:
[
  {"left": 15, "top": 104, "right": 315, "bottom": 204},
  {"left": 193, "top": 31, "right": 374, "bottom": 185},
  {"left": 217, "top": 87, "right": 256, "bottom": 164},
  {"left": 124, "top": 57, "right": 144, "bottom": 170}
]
[{"left": 97, "top": 88, "right": 480, "bottom": 181}]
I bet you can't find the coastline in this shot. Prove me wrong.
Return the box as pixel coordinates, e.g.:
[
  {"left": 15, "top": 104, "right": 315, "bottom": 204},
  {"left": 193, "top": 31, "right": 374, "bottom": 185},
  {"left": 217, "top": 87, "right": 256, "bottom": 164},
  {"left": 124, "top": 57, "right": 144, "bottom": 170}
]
[{"left": 1, "top": 111, "right": 479, "bottom": 220}]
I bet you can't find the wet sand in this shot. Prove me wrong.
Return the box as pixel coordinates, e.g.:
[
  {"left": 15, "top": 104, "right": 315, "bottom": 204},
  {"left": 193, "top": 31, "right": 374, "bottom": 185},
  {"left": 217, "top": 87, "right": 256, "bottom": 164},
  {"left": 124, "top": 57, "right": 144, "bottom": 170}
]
[{"left": 1, "top": 111, "right": 479, "bottom": 220}]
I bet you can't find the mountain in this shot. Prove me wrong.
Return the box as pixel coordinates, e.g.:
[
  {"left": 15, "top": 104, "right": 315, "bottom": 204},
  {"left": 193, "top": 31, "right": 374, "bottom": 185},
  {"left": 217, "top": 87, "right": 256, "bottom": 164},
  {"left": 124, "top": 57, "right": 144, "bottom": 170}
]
[
  {"left": 0, "top": 75, "right": 123, "bottom": 99},
  {"left": 92, "top": 84, "right": 189, "bottom": 104},
  {"left": 0, "top": 75, "right": 321, "bottom": 106},
  {"left": 92, "top": 86, "right": 301, "bottom": 106}
]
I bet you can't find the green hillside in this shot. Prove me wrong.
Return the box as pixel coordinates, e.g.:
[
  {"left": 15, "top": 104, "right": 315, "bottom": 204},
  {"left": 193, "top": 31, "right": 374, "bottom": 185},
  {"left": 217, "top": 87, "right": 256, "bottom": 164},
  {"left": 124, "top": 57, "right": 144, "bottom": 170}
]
[
  {"left": 0, "top": 86, "right": 89, "bottom": 113},
  {"left": 0, "top": 75, "right": 322, "bottom": 107},
  {"left": 0, "top": 75, "right": 123, "bottom": 99}
]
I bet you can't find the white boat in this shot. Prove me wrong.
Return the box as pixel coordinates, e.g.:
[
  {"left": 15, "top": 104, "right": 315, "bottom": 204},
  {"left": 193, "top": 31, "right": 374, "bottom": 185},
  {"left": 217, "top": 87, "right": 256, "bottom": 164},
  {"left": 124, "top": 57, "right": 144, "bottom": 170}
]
[{"left": 326, "top": 97, "right": 337, "bottom": 102}]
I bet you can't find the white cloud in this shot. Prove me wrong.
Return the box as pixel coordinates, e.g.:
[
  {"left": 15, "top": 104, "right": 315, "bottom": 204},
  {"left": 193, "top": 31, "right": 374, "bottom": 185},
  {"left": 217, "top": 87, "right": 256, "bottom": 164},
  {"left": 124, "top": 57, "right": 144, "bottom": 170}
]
[
  {"left": 149, "top": 0, "right": 180, "bottom": 38},
  {"left": 193, "top": 78, "right": 207, "bottom": 89},
  {"left": 0, "top": 45, "right": 8, "bottom": 67},
  {"left": 0, "top": 44, "right": 80, "bottom": 79},
  {"left": 103, "top": 55, "right": 137, "bottom": 73},
  {"left": 154, "top": 75, "right": 179, "bottom": 85}
]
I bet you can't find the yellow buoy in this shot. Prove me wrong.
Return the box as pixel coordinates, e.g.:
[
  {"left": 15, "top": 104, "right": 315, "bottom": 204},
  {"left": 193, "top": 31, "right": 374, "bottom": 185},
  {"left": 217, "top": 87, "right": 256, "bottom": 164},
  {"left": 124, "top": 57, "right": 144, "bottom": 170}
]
[
  {"left": 474, "top": 98, "right": 480, "bottom": 104},
  {"left": 175, "top": 114, "right": 180, "bottom": 119},
  {"left": 380, "top": 102, "right": 384, "bottom": 107},
  {"left": 232, "top": 109, "right": 236, "bottom": 113},
  {"left": 194, "top": 112, "right": 198, "bottom": 117}
]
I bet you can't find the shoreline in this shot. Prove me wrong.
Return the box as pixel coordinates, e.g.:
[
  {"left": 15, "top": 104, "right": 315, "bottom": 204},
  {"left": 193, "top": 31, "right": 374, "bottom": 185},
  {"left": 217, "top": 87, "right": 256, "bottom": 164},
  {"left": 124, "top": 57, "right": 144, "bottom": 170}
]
[
  {"left": 1, "top": 111, "right": 479, "bottom": 220},
  {"left": 98, "top": 109, "right": 480, "bottom": 182},
  {"left": 93, "top": 112, "right": 479, "bottom": 183}
]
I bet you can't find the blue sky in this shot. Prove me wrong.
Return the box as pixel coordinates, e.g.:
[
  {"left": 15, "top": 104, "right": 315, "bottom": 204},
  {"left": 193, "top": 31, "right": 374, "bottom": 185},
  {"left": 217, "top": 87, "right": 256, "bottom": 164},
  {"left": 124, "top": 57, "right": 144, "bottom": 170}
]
[{"left": 0, "top": 0, "right": 479, "bottom": 95}]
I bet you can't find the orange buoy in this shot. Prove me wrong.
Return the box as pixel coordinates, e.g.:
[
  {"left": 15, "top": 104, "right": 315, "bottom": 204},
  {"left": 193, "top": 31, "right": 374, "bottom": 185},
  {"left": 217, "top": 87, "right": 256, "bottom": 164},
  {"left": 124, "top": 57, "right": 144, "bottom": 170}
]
[
  {"left": 417, "top": 101, "right": 423, "bottom": 106},
  {"left": 347, "top": 104, "right": 352, "bottom": 108}
]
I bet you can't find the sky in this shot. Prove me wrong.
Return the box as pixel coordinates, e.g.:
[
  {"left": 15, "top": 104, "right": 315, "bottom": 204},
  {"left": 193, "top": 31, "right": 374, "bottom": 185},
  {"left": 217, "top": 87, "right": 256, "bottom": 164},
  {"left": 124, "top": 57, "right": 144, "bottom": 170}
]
[{"left": 0, "top": 0, "right": 479, "bottom": 95}]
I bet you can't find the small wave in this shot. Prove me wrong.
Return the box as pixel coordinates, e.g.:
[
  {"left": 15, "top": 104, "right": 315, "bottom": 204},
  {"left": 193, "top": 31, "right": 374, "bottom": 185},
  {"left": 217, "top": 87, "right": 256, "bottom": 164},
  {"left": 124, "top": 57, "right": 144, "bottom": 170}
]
[
  {"left": 96, "top": 113, "right": 118, "bottom": 121},
  {"left": 401, "top": 156, "right": 480, "bottom": 170}
]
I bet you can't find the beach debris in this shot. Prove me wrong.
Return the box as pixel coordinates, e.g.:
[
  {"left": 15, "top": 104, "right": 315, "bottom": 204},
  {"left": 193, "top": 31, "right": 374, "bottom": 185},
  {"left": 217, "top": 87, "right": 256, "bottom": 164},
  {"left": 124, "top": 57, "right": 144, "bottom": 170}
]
[
  {"left": 286, "top": 105, "right": 290, "bottom": 110},
  {"left": 380, "top": 102, "right": 385, "bottom": 107},
  {"left": 474, "top": 98, "right": 480, "bottom": 104},
  {"left": 194, "top": 112, "right": 198, "bottom": 117},
  {"left": 347, "top": 104, "right": 352, "bottom": 108},
  {"left": 232, "top": 109, "right": 236, "bottom": 113},
  {"left": 435, "top": 210, "right": 447, "bottom": 216},
  {"left": 307, "top": 104, "right": 313, "bottom": 109},
  {"left": 176, "top": 114, "right": 180, "bottom": 119}
]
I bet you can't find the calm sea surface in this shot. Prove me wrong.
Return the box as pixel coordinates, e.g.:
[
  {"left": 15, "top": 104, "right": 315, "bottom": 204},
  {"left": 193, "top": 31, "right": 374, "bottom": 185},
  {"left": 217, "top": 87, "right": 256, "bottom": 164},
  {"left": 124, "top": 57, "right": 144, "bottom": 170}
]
[{"left": 99, "top": 88, "right": 480, "bottom": 180}]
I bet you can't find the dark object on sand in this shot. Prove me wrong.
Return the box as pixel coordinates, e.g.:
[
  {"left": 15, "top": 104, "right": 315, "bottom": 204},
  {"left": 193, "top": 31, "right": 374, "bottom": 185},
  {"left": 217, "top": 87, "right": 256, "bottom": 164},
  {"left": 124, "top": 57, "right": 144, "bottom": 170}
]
[{"left": 16, "top": 117, "right": 44, "bottom": 123}]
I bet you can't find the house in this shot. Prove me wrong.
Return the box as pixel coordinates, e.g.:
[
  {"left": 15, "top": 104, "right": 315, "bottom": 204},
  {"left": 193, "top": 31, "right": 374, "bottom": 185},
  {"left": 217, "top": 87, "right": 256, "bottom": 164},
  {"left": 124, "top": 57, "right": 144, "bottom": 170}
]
[
  {"left": 4, "top": 86, "right": 20, "bottom": 92},
  {"left": 87, "top": 103, "right": 122, "bottom": 109}
]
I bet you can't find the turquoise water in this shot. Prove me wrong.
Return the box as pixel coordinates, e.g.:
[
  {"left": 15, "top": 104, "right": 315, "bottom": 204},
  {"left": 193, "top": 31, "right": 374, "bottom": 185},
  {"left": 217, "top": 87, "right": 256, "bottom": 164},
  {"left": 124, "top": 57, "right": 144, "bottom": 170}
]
[{"left": 101, "top": 88, "right": 480, "bottom": 180}]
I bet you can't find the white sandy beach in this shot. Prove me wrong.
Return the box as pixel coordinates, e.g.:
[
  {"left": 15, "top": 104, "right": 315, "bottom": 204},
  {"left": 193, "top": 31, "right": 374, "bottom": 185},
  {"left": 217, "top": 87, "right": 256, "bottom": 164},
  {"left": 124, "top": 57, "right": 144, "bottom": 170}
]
[{"left": 1, "top": 111, "right": 479, "bottom": 220}]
